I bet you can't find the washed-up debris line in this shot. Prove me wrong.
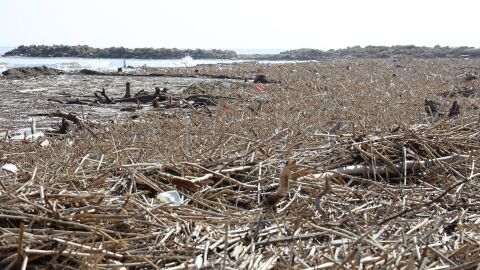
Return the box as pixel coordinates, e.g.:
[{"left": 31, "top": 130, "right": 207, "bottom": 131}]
[{"left": 1, "top": 58, "right": 480, "bottom": 269}]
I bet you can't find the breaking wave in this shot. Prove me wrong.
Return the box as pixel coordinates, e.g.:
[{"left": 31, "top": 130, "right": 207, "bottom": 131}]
[{"left": 0, "top": 56, "right": 247, "bottom": 73}]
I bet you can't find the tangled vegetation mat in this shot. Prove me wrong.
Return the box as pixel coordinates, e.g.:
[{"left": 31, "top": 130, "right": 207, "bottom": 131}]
[{"left": 1, "top": 59, "right": 480, "bottom": 269}]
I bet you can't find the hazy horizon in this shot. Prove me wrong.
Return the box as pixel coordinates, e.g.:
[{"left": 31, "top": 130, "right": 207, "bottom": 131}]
[{"left": 1, "top": 0, "right": 480, "bottom": 50}]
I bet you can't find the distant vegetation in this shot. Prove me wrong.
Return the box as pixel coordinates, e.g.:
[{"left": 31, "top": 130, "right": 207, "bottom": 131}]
[{"left": 4, "top": 44, "right": 480, "bottom": 60}]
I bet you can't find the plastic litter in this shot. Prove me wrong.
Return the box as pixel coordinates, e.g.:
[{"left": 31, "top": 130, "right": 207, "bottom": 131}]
[
  {"left": 40, "top": 139, "right": 50, "bottom": 147},
  {"left": 1, "top": 163, "right": 18, "bottom": 174},
  {"left": 222, "top": 82, "right": 231, "bottom": 89},
  {"left": 255, "top": 84, "right": 270, "bottom": 90},
  {"left": 156, "top": 190, "right": 183, "bottom": 205}
]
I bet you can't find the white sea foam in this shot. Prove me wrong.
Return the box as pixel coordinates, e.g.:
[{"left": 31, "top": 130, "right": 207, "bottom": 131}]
[{"left": 0, "top": 56, "right": 251, "bottom": 73}]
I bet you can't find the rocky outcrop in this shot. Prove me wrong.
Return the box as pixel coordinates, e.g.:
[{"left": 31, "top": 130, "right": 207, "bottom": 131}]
[
  {"left": 5, "top": 45, "right": 480, "bottom": 61},
  {"left": 241, "top": 46, "right": 480, "bottom": 60},
  {"left": 1, "top": 66, "right": 64, "bottom": 78},
  {"left": 4, "top": 45, "right": 238, "bottom": 59}
]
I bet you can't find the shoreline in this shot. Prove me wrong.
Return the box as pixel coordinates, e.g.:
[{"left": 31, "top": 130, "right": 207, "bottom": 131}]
[{"left": 4, "top": 44, "right": 480, "bottom": 61}]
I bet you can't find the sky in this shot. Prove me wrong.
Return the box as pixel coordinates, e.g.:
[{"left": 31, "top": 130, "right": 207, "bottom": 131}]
[{"left": 0, "top": 0, "right": 479, "bottom": 50}]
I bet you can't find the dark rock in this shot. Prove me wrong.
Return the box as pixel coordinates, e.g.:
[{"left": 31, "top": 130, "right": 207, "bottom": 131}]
[
  {"left": 253, "top": 75, "right": 269, "bottom": 83},
  {"left": 2, "top": 66, "right": 64, "bottom": 78},
  {"left": 3, "top": 45, "right": 238, "bottom": 59}
]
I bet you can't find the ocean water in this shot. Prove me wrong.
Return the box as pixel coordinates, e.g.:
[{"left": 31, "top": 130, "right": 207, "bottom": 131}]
[
  {"left": 0, "top": 56, "right": 252, "bottom": 73},
  {"left": 0, "top": 46, "right": 301, "bottom": 73}
]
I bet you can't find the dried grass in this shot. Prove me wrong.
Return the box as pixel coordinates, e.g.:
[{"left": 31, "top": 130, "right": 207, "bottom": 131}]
[{"left": 1, "top": 58, "right": 480, "bottom": 269}]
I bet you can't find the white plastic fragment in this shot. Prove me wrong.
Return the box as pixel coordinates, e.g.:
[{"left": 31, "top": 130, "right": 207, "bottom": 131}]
[
  {"left": 222, "top": 82, "right": 231, "bottom": 88},
  {"left": 1, "top": 163, "right": 18, "bottom": 174},
  {"left": 195, "top": 255, "right": 203, "bottom": 268},
  {"left": 40, "top": 139, "right": 50, "bottom": 147},
  {"left": 156, "top": 190, "right": 183, "bottom": 205}
]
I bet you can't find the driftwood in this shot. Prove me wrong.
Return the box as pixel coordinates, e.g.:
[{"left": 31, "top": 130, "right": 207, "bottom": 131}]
[
  {"left": 46, "top": 110, "right": 97, "bottom": 138},
  {"left": 94, "top": 88, "right": 115, "bottom": 104},
  {"left": 124, "top": 82, "right": 131, "bottom": 98},
  {"left": 116, "top": 94, "right": 167, "bottom": 103},
  {"left": 47, "top": 98, "right": 92, "bottom": 105},
  {"left": 261, "top": 160, "right": 296, "bottom": 209},
  {"left": 309, "top": 154, "right": 470, "bottom": 178}
]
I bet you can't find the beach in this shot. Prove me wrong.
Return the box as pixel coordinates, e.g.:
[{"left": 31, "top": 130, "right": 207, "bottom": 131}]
[{"left": 1, "top": 58, "right": 480, "bottom": 269}]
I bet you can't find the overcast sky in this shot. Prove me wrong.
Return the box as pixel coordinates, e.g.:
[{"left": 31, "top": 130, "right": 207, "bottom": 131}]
[{"left": 0, "top": 0, "right": 479, "bottom": 50}]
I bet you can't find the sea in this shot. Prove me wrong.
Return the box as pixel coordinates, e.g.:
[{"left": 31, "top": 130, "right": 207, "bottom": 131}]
[{"left": 0, "top": 47, "right": 290, "bottom": 73}]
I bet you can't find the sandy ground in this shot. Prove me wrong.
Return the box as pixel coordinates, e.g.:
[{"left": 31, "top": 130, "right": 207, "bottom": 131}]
[{"left": 0, "top": 74, "right": 227, "bottom": 133}]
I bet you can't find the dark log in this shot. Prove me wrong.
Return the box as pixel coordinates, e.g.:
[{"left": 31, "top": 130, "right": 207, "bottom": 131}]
[
  {"left": 120, "top": 107, "right": 138, "bottom": 112},
  {"left": 47, "top": 110, "right": 97, "bottom": 138},
  {"left": 116, "top": 94, "right": 167, "bottom": 103},
  {"left": 134, "top": 89, "right": 148, "bottom": 97},
  {"left": 65, "top": 98, "right": 90, "bottom": 105},
  {"left": 124, "top": 82, "right": 131, "bottom": 98},
  {"left": 94, "top": 88, "right": 115, "bottom": 104}
]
